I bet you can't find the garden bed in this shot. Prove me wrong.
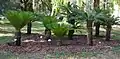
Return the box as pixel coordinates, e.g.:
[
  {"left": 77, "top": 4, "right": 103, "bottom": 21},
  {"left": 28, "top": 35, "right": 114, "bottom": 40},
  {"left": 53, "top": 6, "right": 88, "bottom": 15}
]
[{"left": 0, "top": 33, "right": 119, "bottom": 54}]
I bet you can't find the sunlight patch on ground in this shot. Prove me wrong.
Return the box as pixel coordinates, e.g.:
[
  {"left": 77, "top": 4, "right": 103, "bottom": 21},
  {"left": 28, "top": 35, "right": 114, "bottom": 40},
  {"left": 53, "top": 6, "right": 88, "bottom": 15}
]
[{"left": 0, "top": 33, "right": 13, "bottom": 37}]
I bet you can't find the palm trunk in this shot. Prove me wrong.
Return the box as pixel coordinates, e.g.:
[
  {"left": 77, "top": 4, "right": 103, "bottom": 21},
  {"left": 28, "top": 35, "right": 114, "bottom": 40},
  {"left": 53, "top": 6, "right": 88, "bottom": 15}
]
[
  {"left": 27, "top": 0, "right": 33, "bottom": 34},
  {"left": 44, "top": 28, "right": 51, "bottom": 40},
  {"left": 27, "top": 21, "right": 32, "bottom": 34},
  {"left": 94, "top": 0, "right": 100, "bottom": 37},
  {"left": 95, "top": 22, "right": 100, "bottom": 37},
  {"left": 105, "top": 25, "right": 111, "bottom": 41},
  {"left": 87, "top": 20, "right": 93, "bottom": 46},
  {"left": 20, "top": 0, "right": 33, "bottom": 34},
  {"left": 68, "top": 30, "right": 74, "bottom": 40},
  {"left": 67, "top": 2, "right": 75, "bottom": 40},
  {"left": 68, "top": 18, "right": 75, "bottom": 40},
  {"left": 15, "top": 30, "right": 21, "bottom": 46}
]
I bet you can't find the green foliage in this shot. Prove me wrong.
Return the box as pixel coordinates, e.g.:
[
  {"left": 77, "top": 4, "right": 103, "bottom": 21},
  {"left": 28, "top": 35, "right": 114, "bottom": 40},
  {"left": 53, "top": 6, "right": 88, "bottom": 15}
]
[
  {"left": 42, "top": 16, "right": 57, "bottom": 29},
  {"left": 5, "top": 11, "right": 34, "bottom": 31},
  {"left": 32, "top": 12, "right": 45, "bottom": 22},
  {"left": 79, "top": 9, "right": 102, "bottom": 21},
  {"left": 60, "top": 2, "right": 85, "bottom": 29},
  {"left": 51, "top": 23, "right": 69, "bottom": 38},
  {"left": 95, "top": 9, "right": 120, "bottom": 26},
  {"left": 51, "top": 0, "right": 68, "bottom": 16}
]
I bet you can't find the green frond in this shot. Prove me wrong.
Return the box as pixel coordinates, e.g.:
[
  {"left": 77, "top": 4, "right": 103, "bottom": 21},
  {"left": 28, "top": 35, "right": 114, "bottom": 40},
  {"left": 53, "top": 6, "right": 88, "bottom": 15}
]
[
  {"left": 5, "top": 11, "right": 34, "bottom": 30},
  {"left": 42, "top": 16, "right": 57, "bottom": 29},
  {"left": 51, "top": 23, "right": 69, "bottom": 38}
]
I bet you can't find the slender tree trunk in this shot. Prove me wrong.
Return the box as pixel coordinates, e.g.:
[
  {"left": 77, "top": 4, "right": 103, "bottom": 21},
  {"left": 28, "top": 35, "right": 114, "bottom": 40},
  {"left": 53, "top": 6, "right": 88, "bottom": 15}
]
[
  {"left": 105, "top": 25, "right": 111, "bottom": 41},
  {"left": 94, "top": 0, "right": 100, "bottom": 37},
  {"left": 104, "top": 0, "right": 107, "bottom": 9},
  {"left": 20, "top": 0, "right": 33, "bottom": 34},
  {"left": 87, "top": 20, "right": 93, "bottom": 46},
  {"left": 27, "top": 21, "right": 32, "bottom": 34},
  {"left": 15, "top": 30, "right": 21, "bottom": 46},
  {"left": 27, "top": 0, "right": 33, "bottom": 34}
]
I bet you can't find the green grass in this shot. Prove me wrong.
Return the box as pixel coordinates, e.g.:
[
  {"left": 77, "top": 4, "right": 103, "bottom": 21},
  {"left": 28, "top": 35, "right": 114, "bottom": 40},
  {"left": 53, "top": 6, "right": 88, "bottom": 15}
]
[
  {"left": 0, "top": 36, "right": 13, "bottom": 44},
  {"left": 111, "top": 27, "right": 120, "bottom": 40},
  {"left": 45, "top": 52, "right": 99, "bottom": 59},
  {"left": 0, "top": 51, "right": 100, "bottom": 59}
]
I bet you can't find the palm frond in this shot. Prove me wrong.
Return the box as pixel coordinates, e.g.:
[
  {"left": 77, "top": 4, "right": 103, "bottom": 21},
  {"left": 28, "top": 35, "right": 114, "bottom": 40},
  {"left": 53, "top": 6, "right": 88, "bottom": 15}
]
[{"left": 5, "top": 11, "right": 34, "bottom": 30}]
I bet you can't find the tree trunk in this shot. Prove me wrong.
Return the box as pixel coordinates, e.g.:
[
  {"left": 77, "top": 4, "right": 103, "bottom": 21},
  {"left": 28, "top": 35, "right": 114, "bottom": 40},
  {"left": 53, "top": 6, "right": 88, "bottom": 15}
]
[
  {"left": 20, "top": 0, "right": 33, "bottom": 34},
  {"left": 27, "top": 0, "right": 33, "bottom": 34},
  {"left": 15, "top": 30, "right": 21, "bottom": 46},
  {"left": 67, "top": 2, "right": 75, "bottom": 40},
  {"left": 87, "top": 20, "right": 93, "bottom": 46},
  {"left": 94, "top": 0, "right": 100, "bottom": 37},
  {"left": 27, "top": 21, "right": 32, "bottom": 34},
  {"left": 105, "top": 25, "right": 111, "bottom": 41},
  {"left": 68, "top": 18, "right": 75, "bottom": 40},
  {"left": 104, "top": 0, "right": 107, "bottom": 9},
  {"left": 68, "top": 30, "right": 74, "bottom": 40},
  {"left": 44, "top": 28, "right": 51, "bottom": 40},
  {"left": 95, "top": 22, "right": 100, "bottom": 37}
]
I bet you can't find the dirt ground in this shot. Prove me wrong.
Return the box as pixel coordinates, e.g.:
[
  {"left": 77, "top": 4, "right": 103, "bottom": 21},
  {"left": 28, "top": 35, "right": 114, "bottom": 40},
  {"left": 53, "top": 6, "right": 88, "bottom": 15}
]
[{"left": 0, "top": 33, "right": 119, "bottom": 55}]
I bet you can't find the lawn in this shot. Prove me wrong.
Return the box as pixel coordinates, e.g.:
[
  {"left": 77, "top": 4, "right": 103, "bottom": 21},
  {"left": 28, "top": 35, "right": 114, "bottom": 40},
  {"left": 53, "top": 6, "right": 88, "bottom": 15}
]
[{"left": 0, "top": 19, "right": 120, "bottom": 59}]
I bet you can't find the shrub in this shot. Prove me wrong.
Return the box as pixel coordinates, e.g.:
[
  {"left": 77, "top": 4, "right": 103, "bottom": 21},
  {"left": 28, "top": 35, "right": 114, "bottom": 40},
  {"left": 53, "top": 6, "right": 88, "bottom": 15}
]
[{"left": 5, "top": 10, "right": 34, "bottom": 46}]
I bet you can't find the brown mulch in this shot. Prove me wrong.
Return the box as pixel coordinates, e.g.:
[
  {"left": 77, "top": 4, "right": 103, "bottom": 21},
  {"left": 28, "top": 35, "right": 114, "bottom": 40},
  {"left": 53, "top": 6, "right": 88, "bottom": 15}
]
[{"left": 0, "top": 34, "right": 120, "bottom": 54}]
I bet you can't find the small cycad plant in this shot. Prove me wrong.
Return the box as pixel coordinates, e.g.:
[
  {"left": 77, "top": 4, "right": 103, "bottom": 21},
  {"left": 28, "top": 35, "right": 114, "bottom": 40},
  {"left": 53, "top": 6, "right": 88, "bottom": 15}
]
[
  {"left": 43, "top": 16, "right": 57, "bottom": 29},
  {"left": 42, "top": 16, "right": 57, "bottom": 40},
  {"left": 5, "top": 10, "right": 34, "bottom": 46},
  {"left": 51, "top": 23, "right": 69, "bottom": 46}
]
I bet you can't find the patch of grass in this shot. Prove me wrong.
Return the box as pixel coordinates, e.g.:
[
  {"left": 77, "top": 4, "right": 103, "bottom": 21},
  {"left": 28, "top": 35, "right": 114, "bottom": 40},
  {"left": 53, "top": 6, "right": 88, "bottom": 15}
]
[
  {"left": 45, "top": 51, "right": 99, "bottom": 59},
  {"left": 111, "top": 28, "right": 120, "bottom": 40},
  {"left": 80, "top": 52, "right": 98, "bottom": 58},
  {"left": 0, "top": 51, "right": 17, "bottom": 59},
  {"left": 0, "top": 36, "right": 13, "bottom": 44},
  {"left": 112, "top": 46, "right": 120, "bottom": 52}
]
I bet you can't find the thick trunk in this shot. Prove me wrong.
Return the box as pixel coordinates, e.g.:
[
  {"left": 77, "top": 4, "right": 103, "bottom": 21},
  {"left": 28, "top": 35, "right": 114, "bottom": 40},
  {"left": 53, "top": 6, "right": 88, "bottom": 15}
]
[
  {"left": 105, "top": 25, "right": 111, "bottom": 41},
  {"left": 87, "top": 20, "right": 93, "bottom": 46},
  {"left": 95, "top": 22, "right": 100, "bottom": 37},
  {"left": 44, "top": 29, "right": 51, "bottom": 40},
  {"left": 15, "top": 30, "right": 21, "bottom": 46},
  {"left": 68, "top": 30, "right": 74, "bottom": 40},
  {"left": 27, "top": 21, "right": 32, "bottom": 34}
]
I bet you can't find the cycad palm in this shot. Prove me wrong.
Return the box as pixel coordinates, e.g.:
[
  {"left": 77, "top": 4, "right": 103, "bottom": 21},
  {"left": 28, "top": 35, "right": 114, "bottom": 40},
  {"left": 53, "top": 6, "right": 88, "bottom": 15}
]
[
  {"left": 6, "top": 11, "right": 34, "bottom": 46},
  {"left": 79, "top": 9, "right": 103, "bottom": 46},
  {"left": 98, "top": 11, "right": 120, "bottom": 41},
  {"left": 42, "top": 16, "right": 57, "bottom": 40}
]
